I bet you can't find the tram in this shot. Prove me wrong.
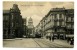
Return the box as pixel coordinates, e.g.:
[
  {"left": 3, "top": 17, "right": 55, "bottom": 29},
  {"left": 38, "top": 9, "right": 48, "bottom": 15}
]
[{"left": 35, "top": 33, "right": 41, "bottom": 38}]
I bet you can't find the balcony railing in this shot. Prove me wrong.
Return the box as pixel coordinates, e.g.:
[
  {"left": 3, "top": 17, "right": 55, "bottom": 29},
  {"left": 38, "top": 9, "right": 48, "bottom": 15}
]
[
  {"left": 66, "top": 21, "right": 73, "bottom": 23},
  {"left": 54, "top": 19, "right": 64, "bottom": 22},
  {"left": 54, "top": 19, "right": 58, "bottom": 21},
  {"left": 58, "top": 19, "right": 64, "bottom": 21},
  {"left": 66, "top": 27, "right": 73, "bottom": 30}
]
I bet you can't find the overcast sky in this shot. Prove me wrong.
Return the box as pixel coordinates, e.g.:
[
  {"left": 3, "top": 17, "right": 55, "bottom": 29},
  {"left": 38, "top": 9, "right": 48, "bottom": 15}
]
[{"left": 3, "top": 1, "right": 74, "bottom": 27}]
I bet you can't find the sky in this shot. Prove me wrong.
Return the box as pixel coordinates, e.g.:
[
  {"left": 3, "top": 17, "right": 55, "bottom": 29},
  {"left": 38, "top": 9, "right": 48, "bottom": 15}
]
[{"left": 3, "top": 1, "right": 74, "bottom": 27}]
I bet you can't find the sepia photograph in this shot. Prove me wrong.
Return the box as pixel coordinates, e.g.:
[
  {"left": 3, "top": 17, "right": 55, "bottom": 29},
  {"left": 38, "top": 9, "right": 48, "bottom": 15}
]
[{"left": 3, "top": 1, "right": 74, "bottom": 48}]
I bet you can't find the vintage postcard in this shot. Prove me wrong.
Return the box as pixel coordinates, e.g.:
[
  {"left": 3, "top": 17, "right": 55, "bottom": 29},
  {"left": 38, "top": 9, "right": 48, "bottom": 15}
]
[{"left": 3, "top": 1, "right": 74, "bottom": 48}]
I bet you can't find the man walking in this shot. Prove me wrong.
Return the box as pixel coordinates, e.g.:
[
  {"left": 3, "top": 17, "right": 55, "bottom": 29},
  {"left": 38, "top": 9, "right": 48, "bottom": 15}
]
[
  {"left": 49, "top": 36, "right": 51, "bottom": 41},
  {"left": 52, "top": 36, "right": 54, "bottom": 42}
]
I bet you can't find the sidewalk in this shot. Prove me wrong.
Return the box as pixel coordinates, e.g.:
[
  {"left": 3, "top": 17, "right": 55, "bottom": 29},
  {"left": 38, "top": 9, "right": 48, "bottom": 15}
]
[
  {"left": 3, "top": 39, "right": 15, "bottom": 41},
  {"left": 44, "top": 38, "right": 74, "bottom": 48},
  {"left": 3, "top": 38, "right": 41, "bottom": 48},
  {"left": 53, "top": 39, "right": 74, "bottom": 47}
]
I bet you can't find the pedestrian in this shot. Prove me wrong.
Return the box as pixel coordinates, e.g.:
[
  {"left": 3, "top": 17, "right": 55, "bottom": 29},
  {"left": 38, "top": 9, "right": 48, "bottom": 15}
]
[
  {"left": 52, "top": 36, "right": 54, "bottom": 42},
  {"left": 67, "top": 37, "right": 70, "bottom": 43},
  {"left": 49, "top": 36, "right": 51, "bottom": 41}
]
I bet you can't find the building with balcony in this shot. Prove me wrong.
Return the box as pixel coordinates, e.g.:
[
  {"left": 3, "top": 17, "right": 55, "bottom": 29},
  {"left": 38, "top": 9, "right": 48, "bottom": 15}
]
[
  {"left": 36, "top": 7, "right": 74, "bottom": 39},
  {"left": 65, "top": 9, "right": 74, "bottom": 38}
]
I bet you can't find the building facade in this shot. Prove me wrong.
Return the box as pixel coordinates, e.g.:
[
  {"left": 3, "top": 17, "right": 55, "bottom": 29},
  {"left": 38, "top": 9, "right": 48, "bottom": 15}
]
[
  {"left": 3, "top": 10, "right": 11, "bottom": 39},
  {"left": 36, "top": 8, "right": 74, "bottom": 39},
  {"left": 22, "top": 18, "right": 27, "bottom": 37},
  {"left": 27, "top": 17, "right": 34, "bottom": 38},
  {"left": 3, "top": 4, "right": 24, "bottom": 39},
  {"left": 65, "top": 9, "right": 74, "bottom": 39}
]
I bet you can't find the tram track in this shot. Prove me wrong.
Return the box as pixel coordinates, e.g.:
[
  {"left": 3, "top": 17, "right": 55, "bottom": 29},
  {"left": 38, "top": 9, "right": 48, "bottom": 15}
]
[
  {"left": 40, "top": 39, "right": 70, "bottom": 48},
  {"left": 34, "top": 39, "right": 56, "bottom": 48},
  {"left": 34, "top": 39, "right": 70, "bottom": 48},
  {"left": 39, "top": 40, "right": 54, "bottom": 48},
  {"left": 43, "top": 39, "right": 70, "bottom": 48},
  {"left": 33, "top": 39, "right": 43, "bottom": 48}
]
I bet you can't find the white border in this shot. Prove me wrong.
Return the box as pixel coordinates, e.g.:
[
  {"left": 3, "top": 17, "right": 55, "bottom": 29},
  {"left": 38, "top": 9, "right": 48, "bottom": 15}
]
[
  {"left": 1, "top": 0, "right": 76, "bottom": 50},
  {"left": 3, "top": 0, "right": 74, "bottom": 1}
]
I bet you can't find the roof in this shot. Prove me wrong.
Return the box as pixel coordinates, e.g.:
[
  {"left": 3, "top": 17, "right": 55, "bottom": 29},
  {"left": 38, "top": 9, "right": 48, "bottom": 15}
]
[
  {"left": 66, "top": 9, "right": 74, "bottom": 13},
  {"left": 3, "top": 10, "right": 10, "bottom": 14}
]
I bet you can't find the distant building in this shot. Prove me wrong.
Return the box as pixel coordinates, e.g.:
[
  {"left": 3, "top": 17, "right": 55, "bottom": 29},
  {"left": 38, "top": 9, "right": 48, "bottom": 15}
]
[
  {"left": 36, "top": 7, "right": 74, "bottom": 39},
  {"left": 27, "top": 17, "right": 34, "bottom": 37},
  {"left": 3, "top": 4, "right": 23, "bottom": 38},
  {"left": 22, "top": 18, "right": 27, "bottom": 37}
]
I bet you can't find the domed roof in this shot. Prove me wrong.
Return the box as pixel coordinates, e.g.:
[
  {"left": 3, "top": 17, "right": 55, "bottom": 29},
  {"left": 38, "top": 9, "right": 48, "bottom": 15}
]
[
  {"left": 28, "top": 17, "right": 33, "bottom": 22},
  {"left": 28, "top": 17, "right": 34, "bottom": 28}
]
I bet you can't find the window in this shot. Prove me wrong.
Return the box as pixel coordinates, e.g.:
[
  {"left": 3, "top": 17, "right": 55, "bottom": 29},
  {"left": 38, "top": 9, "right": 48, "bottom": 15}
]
[
  {"left": 62, "top": 21, "right": 65, "bottom": 26},
  {"left": 72, "top": 25, "right": 74, "bottom": 29},
  {"left": 59, "top": 21, "right": 62, "bottom": 26},
  {"left": 12, "top": 15, "right": 13, "bottom": 19},
  {"left": 59, "top": 14, "right": 62, "bottom": 19},
  {"left": 57, "top": 14, "right": 59, "bottom": 19},
  {"left": 12, "top": 22, "right": 13, "bottom": 27},
  {"left": 67, "top": 24, "right": 71, "bottom": 28},
  {"left": 50, "top": 14, "right": 52, "bottom": 16},
  {"left": 57, "top": 21, "right": 59, "bottom": 26},
  {"left": 54, "top": 14, "right": 57, "bottom": 19},
  {"left": 3, "top": 16, "right": 6, "bottom": 20},
  {"left": 4, "top": 15, "right": 9, "bottom": 20},
  {"left": 68, "top": 17, "right": 71, "bottom": 21},
  {"left": 54, "top": 22, "right": 57, "bottom": 26},
  {"left": 71, "top": 18, "right": 74, "bottom": 22},
  {"left": 52, "top": 14, "right": 54, "bottom": 20}
]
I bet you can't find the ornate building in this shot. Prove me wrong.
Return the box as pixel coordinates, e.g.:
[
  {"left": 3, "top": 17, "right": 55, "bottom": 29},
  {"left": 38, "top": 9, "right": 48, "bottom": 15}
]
[
  {"left": 3, "top": 10, "right": 11, "bottom": 39},
  {"left": 36, "top": 7, "right": 74, "bottom": 40},
  {"left": 65, "top": 9, "right": 74, "bottom": 39},
  {"left": 3, "top": 4, "right": 23, "bottom": 38},
  {"left": 27, "top": 17, "right": 34, "bottom": 37}
]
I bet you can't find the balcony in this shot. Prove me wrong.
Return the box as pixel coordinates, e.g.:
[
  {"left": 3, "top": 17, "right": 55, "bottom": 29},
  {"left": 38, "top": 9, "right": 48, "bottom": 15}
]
[
  {"left": 54, "top": 19, "right": 58, "bottom": 21},
  {"left": 58, "top": 19, "right": 64, "bottom": 21},
  {"left": 71, "top": 20, "right": 74, "bottom": 22},
  {"left": 54, "top": 19, "right": 64, "bottom": 22},
  {"left": 66, "top": 21, "right": 73, "bottom": 23},
  {"left": 66, "top": 27, "right": 73, "bottom": 30}
]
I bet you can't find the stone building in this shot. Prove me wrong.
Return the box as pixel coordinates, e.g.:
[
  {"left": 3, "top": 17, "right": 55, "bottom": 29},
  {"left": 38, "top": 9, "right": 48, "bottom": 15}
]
[
  {"left": 36, "top": 7, "right": 74, "bottom": 39},
  {"left": 3, "top": 4, "right": 23, "bottom": 38},
  {"left": 27, "top": 17, "right": 34, "bottom": 38},
  {"left": 22, "top": 18, "right": 27, "bottom": 37},
  {"left": 3, "top": 10, "right": 11, "bottom": 39},
  {"left": 65, "top": 9, "right": 74, "bottom": 38}
]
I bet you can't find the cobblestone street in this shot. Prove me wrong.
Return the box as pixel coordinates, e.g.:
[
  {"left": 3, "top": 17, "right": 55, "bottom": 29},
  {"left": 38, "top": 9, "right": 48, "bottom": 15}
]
[{"left": 3, "top": 38, "right": 74, "bottom": 48}]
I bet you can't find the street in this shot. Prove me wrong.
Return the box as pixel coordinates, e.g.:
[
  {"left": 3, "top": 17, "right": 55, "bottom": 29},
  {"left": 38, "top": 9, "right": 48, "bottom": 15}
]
[{"left": 3, "top": 38, "right": 74, "bottom": 48}]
